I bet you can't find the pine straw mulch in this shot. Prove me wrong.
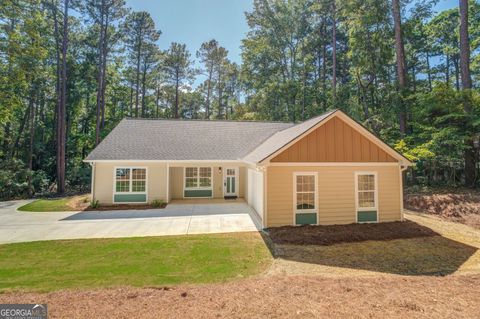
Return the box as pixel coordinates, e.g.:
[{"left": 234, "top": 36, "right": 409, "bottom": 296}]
[
  {"left": 1, "top": 275, "right": 479, "bottom": 319},
  {"left": 266, "top": 220, "right": 438, "bottom": 246},
  {"left": 66, "top": 195, "right": 166, "bottom": 211},
  {"left": 405, "top": 190, "right": 480, "bottom": 229}
]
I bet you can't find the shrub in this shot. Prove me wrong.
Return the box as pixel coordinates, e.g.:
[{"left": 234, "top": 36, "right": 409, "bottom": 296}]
[
  {"left": 90, "top": 199, "right": 100, "bottom": 209},
  {"left": 151, "top": 199, "right": 164, "bottom": 208},
  {"left": 0, "top": 159, "right": 49, "bottom": 200}
]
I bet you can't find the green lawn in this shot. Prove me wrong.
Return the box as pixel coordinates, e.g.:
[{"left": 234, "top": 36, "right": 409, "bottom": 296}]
[
  {"left": 0, "top": 233, "right": 272, "bottom": 292},
  {"left": 17, "top": 198, "right": 75, "bottom": 212}
]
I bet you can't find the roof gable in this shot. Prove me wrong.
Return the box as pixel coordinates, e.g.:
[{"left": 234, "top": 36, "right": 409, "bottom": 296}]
[
  {"left": 243, "top": 110, "right": 412, "bottom": 166},
  {"left": 271, "top": 116, "right": 397, "bottom": 163}
]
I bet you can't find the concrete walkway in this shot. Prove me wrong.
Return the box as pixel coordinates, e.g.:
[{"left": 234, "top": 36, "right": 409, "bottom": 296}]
[{"left": 0, "top": 200, "right": 261, "bottom": 244}]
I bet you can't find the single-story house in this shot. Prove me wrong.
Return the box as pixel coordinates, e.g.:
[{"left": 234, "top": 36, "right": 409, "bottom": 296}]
[{"left": 85, "top": 109, "right": 412, "bottom": 228}]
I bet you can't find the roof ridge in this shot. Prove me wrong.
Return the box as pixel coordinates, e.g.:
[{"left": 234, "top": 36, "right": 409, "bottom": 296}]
[
  {"left": 273, "top": 109, "right": 338, "bottom": 132},
  {"left": 123, "top": 117, "right": 293, "bottom": 124}
]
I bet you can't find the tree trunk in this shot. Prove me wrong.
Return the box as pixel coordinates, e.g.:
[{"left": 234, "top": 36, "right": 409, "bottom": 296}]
[
  {"left": 28, "top": 86, "right": 36, "bottom": 196},
  {"left": 2, "top": 122, "right": 11, "bottom": 158},
  {"left": 205, "top": 67, "right": 213, "bottom": 119},
  {"left": 129, "top": 84, "right": 133, "bottom": 117},
  {"left": 321, "top": 22, "right": 327, "bottom": 110},
  {"left": 134, "top": 24, "right": 143, "bottom": 118},
  {"left": 426, "top": 51, "right": 432, "bottom": 91},
  {"left": 459, "top": 0, "right": 476, "bottom": 187},
  {"left": 57, "top": 0, "right": 69, "bottom": 194},
  {"left": 141, "top": 59, "right": 147, "bottom": 117},
  {"left": 174, "top": 71, "right": 179, "bottom": 118},
  {"left": 11, "top": 105, "right": 30, "bottom": 158},
  {"left": 453, "top": 54, "right": 460, "bottom": 91},
  {"left": 95, "top": 0, "right": 105, "bottom": 146},
  {"left": 392, "top": 0, "right": 407, "bottom": 135},
  {"left": 445, "top": 54, "right": 450, "bottom": 86},
  {"left": 411, "top": 64, "right": 416, "bottom": 93},
  {"left": 100, "top": 6, "right": 110, "bottom": 129},
  {"left": 332, "top": 0, "right": 337, "bottom": 103},
  {"left": 155, "top": 87, "right": 160, "bottom": 117}
]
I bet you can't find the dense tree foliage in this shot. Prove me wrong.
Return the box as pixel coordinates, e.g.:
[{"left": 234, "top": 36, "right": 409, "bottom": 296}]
[{"left": 0, "top": 0, "right": 478, "bottom": 199}]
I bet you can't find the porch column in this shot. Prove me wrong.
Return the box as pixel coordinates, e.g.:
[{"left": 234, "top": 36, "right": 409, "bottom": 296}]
[{"left": 166, "top": 162, "right": 170, "bottom": 203}]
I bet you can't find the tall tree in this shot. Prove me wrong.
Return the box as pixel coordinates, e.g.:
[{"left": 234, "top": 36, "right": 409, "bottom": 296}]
[
  {"left": 392, "top": 0, "right": 408, "bottom": 135},
  {"left": 331, "top": 0, "right": 337, "bottom": 103},
  {"left": 197, "top": 39, "right": 220, "bottom": 119},
  {"left": 459, "top": 0, "right": 475, "bottom": 186},
  {"left": 214, "top": 46, "right": 229, "bottom": 119},
  {"left": 81, "top": 0, "right": 126, "bottom": 145},
  {"left": 162, "top": 42, "right": 195, "bottom": 118},
  {"left": 57, "top": 0, "right": 69, "bottom": 194},
  {"left": 123, "top": 11, "right": 160, "bottom": 117}
]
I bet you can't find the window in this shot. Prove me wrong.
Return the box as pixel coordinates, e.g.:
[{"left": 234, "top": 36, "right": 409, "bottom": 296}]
[
  {"left": 184, "top": 167, "right": 212, "bottom": 189},
  {"left": 295, "top": 174, "right": 316, "bottom": 211},
  {"left": 356, "top": 173, "right": 376, "bottom": 209},
  {"left": 115, "top": 168, "right": 146, "bottom": 193}
]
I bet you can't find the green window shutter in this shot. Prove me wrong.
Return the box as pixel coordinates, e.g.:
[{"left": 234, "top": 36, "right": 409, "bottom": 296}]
[
  {"left": 184, "top": 189, "right": 212, "bottom": 198},
  {"left": 295, "top": 213, "right": 317, "bottom": 225},
  {"left": 114, "top": 194, "right": 147, "bottom": 203},
  {"left": 357, "top": 211, "right": 377, "bottom": 222}
]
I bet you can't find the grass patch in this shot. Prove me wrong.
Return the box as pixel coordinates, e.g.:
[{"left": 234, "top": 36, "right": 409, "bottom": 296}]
[
  {"left": 275, "top": 236, "right": 478, "bottom": 276},
  {"left": 17, "top": 198, "right": 76, "bottom": 212},
  {"left": 0, "top": 232, "right": 272, "bottom": 292}
]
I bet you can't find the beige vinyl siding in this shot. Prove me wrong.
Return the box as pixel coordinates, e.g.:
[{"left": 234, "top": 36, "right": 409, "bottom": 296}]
[
  {"left": 93, "top": 162, "right": 168, "bottom": 205},
  {"left": 239, "top": 167, "right": 247, "bottom": 200},
  {"left": 213, "top": 167, "right": 223, "bottom": 198},
  {"left": 266, "top": 165, "right": 401, "bottom": 227},
  {"left": 170, "top": 167, "right": 183, "bottom": 199}
]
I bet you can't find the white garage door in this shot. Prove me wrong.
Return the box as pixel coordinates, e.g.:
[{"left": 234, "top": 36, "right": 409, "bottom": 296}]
[{"left": 247, "top": 168, "right": 264, "bottom": 222}]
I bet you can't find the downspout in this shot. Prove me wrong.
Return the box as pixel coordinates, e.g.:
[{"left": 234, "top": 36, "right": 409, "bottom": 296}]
[
  {"left": 166, "top": 162, "right": 170, "bottom": 203},
  {"left": 399, "top": 163, "right": 408, "bottom": 221},
  {"left": 90, "top": 162, "right": 95, "bottom": 201}
]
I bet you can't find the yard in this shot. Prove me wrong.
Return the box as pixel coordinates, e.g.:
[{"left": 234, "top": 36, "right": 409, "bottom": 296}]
[
  {"left": 17, "top": 195, "right": 90, "bottom": 212},
  {"left": 17, "top": 194, "right": 166, "bottom": 212},
  {"left": 0, "top": 212, "right": 479, "bottom": 318},
  {"left": 0, "top": 232, "right": 271, "bottom": 292}
]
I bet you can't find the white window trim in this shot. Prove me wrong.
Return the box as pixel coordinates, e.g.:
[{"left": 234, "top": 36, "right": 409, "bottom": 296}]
[
  {"left": 112, "top": 166, "right": 148, "bottom": 203},
  {"left": 354, "top": 171, "right": 379, "bottom": 223},
  {"left": 183, "top": 166, "right": 214, "bottom": 199},
  {"left": 292, "top": 172, "right": 318, "bottom": 226},
  {"left": 183, "top": 167, "right": 213, "bottom": 190}
]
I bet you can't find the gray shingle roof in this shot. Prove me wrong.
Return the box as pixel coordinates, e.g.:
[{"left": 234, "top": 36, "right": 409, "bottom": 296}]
[{"left": 85, "top": 118, "right": 294, "bottom": 161}]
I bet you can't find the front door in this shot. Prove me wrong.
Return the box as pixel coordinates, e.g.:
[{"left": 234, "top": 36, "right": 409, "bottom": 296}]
[{"left": 224, "top": 167, "right": 238, "bottom": 197}]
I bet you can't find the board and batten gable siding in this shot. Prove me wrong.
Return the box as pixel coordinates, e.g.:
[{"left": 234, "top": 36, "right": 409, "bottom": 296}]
[
  {"left": 271, "top": 116, "right": 397, "bottom": 163},
  {"left": 93, "top": 162, "right": 168, "bottom": 205},
  {"left": 265, "top": 165, "right": 401, "bottom": 227}
]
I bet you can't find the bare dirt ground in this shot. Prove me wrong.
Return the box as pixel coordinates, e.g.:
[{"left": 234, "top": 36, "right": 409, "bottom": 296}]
[
  {"left": 405, "top": 189, "right": 480, "bottom": 229},
  {"left": 1, "top": 212, "right": 479, "bottom": 318},
  {"left": 0, "top": 275, "right": 479, "bottom": 319},
  {"left": 266, "top": 220, "right": 437, "bottom": 246},
  {"left": 66, "top": 195, "right": 90, "bottom": 210}
]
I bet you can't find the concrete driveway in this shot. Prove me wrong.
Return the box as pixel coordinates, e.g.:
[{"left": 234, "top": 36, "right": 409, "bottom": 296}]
[{"left": 0, "top": 200, "right": 261, "bottom": 244}]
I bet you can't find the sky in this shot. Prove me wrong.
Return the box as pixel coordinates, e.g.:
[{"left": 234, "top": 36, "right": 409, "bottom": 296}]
[{"left": 125, "top": 0, "right": 458, "bottom": 86}]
